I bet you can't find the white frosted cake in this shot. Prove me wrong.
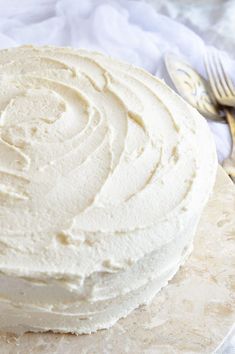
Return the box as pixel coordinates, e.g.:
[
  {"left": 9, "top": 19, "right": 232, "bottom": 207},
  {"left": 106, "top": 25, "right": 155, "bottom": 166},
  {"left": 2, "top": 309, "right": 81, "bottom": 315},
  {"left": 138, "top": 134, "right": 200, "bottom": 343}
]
[{"left": 0, "top": 46, "right": 217, "bottom": 334}]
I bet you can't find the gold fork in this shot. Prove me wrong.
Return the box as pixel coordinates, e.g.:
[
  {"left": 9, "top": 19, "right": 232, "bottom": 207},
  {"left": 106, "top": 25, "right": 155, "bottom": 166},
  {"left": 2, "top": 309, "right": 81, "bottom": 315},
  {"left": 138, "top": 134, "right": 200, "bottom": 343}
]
[{"left": 204, "top": 49, "right": 235, "bottom": 182}]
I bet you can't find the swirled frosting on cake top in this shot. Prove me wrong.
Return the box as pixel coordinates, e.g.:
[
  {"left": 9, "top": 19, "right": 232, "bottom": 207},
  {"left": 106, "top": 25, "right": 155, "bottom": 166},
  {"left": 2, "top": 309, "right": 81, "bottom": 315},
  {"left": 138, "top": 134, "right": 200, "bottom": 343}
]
[{"left": 0, "top": 46, "right": 217, "bottom": 334}]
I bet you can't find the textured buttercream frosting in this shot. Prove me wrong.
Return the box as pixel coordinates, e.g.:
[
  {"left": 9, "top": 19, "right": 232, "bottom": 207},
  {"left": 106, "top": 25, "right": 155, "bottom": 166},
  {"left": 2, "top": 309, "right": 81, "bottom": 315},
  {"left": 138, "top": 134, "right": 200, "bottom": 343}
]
[{"left": 0, "top": 46, "right": 217, "bottom": 334}]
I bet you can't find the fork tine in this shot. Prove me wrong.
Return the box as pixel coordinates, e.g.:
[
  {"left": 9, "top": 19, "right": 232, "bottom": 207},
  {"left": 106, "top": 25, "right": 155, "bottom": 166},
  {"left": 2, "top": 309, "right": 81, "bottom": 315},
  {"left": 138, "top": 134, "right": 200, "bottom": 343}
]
[
  {"left": 204, "top": 52, "right": 217, "bottom": 99},
  {"left": 205, "top": 51, "right": 224, "bottom": 102},
  {"left": 209, "top": 50, "right": 228, "bottom": 99},
  {"left": 217, "top": 52, "right": 235, "bottom": 97},
  {"left": 212, "top": 50, "right": 231, "bottom": 97}
]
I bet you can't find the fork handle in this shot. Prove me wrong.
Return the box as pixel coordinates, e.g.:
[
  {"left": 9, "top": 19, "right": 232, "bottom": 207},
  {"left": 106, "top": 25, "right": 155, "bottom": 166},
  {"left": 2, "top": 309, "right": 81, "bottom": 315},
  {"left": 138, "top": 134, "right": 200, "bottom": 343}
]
[
  {"left": 224, "top": 108, "right": 235, "bottom": 148},
  {"left": 223, "top": 108, "right": 235, "bottom": 180}
]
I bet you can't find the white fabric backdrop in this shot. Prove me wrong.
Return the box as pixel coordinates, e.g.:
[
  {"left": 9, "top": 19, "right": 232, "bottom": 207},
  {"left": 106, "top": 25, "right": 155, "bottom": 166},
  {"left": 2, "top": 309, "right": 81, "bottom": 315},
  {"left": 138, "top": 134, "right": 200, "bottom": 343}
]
[{"left": 0, "top": 0, "right": 233, "bottom": 162}]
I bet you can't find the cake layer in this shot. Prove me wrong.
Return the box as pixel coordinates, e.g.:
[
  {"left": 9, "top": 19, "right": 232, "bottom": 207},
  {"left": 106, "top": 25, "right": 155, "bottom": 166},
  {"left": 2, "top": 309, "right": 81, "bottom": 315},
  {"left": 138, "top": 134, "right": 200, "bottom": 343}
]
[
  {"left": 0, "top": 222, "right": 195, "bottom": 335},
  {"left": 0, "top": 46, "right": 217, "bottom": 334}
]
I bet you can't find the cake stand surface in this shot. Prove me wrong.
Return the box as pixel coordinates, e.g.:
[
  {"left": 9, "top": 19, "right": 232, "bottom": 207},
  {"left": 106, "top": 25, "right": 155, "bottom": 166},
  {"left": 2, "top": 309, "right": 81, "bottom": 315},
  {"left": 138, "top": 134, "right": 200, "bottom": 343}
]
[{"left": 0, "top": 166, "right": 234, "bottom": 354}]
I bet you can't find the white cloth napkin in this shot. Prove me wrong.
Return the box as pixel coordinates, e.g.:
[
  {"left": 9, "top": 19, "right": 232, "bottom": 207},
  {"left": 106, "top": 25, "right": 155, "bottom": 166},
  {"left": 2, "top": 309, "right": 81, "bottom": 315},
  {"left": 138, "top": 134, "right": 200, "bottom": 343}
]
[{"left": 0, "top": 0, "right": 233, "bottom": 162}]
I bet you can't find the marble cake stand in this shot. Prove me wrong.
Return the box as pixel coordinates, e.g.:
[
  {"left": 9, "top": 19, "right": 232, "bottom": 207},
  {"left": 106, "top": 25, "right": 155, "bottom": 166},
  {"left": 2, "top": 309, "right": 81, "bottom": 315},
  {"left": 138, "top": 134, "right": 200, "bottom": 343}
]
[{"left": 0, "top": 166, "right": 234, "bottom": 354}]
